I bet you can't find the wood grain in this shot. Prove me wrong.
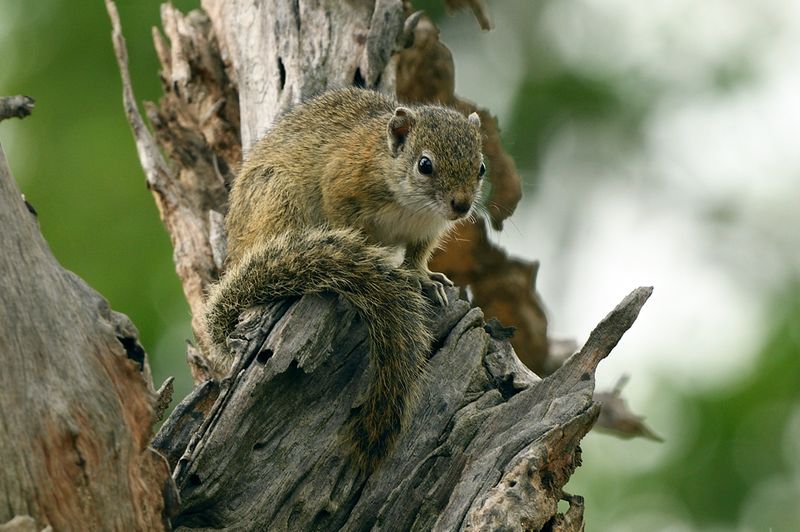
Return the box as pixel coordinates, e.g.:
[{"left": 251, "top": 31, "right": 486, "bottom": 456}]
[{"left": 0, "top": 144, "right": 170, "bottom": 530}]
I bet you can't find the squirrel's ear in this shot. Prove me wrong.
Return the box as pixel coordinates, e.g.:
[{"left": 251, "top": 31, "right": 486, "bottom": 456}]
[
  {"left": 387, "top": 107, "right": 415, "bottom": 156},
  {"left": 468, "top": 112, "right": 481, "bottom": 129}
]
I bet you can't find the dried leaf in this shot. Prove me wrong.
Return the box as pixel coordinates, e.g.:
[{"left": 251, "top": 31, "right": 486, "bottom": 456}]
[{"left": 443, "top": 0, "right": 492, "bottom": 30}]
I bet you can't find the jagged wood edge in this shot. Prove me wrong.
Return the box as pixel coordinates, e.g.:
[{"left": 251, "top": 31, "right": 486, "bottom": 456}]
[
  {"left": 111, "top": 0, "right": 656, "bottom": 528},
  {"left": 107, "top": 0, "right": 241, "bottom": 382},
  {"left": 155, "top": 286, "right": 650, "bottom": 530}
]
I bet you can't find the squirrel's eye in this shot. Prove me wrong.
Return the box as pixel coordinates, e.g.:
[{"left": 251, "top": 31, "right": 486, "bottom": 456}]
[
  {"left": 478, "top": 161, "right": 486, "bottom": 179},
  {"left": 418, "top": 156, "right": 433, "bottom": 175}
]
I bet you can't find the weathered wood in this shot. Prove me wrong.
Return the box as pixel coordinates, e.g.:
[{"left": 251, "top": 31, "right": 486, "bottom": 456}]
[
  {"left": 156, "top": 286, "right": 650, "bottom": 530},
  {"left": 202, "top": 0, "right": 403, "bottom": 153},
  {"left": 0, "top": 143, "right": 170, "bottom": 529},
  {"left": 107, "top": 0, "right": 239, "bottom": 379},
  {"left": 107, "top": 1, "right": 654, "bottom": 529}
]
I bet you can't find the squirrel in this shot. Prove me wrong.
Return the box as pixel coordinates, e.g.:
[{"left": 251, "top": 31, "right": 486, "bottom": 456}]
[{"left": 204, "top": 87, "right": 484, "bottom": 470}]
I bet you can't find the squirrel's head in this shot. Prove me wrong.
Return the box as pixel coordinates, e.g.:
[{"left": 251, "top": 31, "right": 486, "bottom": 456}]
[{"left": 387, "top": 105, "right": 484, "bottom": 222}]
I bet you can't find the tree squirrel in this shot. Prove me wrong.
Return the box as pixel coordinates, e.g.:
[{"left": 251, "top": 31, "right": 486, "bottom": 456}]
[{"left": 204, "top": 87, "right": 484, "bottom": 469}]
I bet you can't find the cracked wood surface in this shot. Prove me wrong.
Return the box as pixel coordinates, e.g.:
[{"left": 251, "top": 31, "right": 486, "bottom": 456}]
[
  {"left": 202, "top": 0, "right": 403, "bottom": 153},
  {"left": 156, "top": 286, "right": 651, "bottom": 530},
  {"left": 108, "top": 0, "right": 654, "bottom": 529},
  {"left": 0, "top": 144, "right": 170, "bottom": 530}
]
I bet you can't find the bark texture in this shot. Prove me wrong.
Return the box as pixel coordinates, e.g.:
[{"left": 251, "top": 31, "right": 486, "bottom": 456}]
[
  {"left": 0, "top": 145, "right": 170, "bottom": 530},
  {"left": 107, "top": 1, "right": 653, "bottom": 529},
  {"left": 154, "top": 287, "right": 650, "bottom": 530}
]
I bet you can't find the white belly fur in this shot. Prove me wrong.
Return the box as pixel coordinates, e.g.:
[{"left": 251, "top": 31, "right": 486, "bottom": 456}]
[{"left": 371, "top": 202, "right": 450, "bottom": 248}]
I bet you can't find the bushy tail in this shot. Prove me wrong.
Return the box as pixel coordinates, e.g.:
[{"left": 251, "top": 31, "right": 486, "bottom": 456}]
[{"left": 204, "top": 227, "right": 432, "bottom": 469}]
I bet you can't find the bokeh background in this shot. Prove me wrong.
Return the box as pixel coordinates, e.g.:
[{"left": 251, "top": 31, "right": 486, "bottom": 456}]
[{"left": 2, "top": 0, "right": 798, "bottom": 529}]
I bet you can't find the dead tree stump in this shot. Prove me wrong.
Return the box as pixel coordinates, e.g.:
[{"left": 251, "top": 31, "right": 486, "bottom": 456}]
[{"left": 106, "top": 1, "right": 653, "bottom": 529}]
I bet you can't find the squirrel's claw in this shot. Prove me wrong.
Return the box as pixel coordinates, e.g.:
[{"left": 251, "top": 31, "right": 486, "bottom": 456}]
[
  {"left": 416, "top": 271, "right": 452, "bottom": 306},
  {"left": 428, "top": 271, "right": 454, "bottom": 288}
]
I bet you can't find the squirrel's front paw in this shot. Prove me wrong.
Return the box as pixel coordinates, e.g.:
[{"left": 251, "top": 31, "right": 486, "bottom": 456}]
[{"left": 416, "top": 270, "right": 453, "bottom": 306}]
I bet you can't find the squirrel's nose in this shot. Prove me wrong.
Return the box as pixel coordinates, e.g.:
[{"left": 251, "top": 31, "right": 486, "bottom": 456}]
[{"left": 450, "top": 198, "right": 471, "bottom": 216}]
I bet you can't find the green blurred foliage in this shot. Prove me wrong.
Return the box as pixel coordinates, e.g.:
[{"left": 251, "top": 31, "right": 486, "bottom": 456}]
[
  {"left": 652, "top": 293, "right": 799, "bottom": 524},
  {"left": 573, "top": 284, "right": 800, "bottom": 530},
  {"left": 504, "top": 70, "right": 648, "bottom": 172},
  {"left": 0, "top": 0, "right": 200, "bottom": 403},
  {"left": 416, "top": 0, "right": 651, "bottom": 179}
]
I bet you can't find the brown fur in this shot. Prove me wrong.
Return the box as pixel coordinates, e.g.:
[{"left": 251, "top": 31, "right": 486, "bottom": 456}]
[{"left": 205, "top": 88, "right": 484, "bottom": 470}]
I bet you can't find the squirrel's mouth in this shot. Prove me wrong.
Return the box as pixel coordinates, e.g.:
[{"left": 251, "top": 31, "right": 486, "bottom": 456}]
[
  {"left": 447, "top": 198, "right": 473, "bottom": 220},
  {"left": 447, "top": 210, "right": 471, "bottom": 221}
]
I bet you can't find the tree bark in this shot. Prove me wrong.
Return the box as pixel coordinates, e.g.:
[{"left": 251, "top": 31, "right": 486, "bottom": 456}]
[
  {"left": 104, "top": 1, "right": 653, "bottom": 530},
  {"left": 0, "top": 2, "right": 653, "bottom": 531},
  {"left": 0, "top": 146, "right": 171, "bottom": 529},
  {"left": 153, "top": 286, "right": 650, "bottom": 530}
]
